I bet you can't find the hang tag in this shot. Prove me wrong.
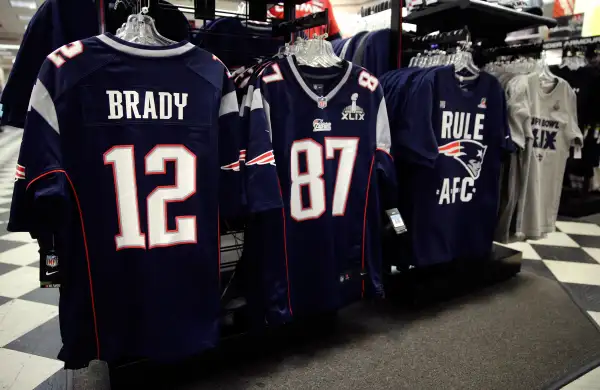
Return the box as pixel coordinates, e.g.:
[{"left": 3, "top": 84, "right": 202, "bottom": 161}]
[
  {"left": 40, "top": 238, "right": 61, "bottom": 288},
  {"left": 574, "top": 146, "right": 582, "bottom": 160},
  {"left": 386, "top": 208, "right": 407, "bottom": 235}
]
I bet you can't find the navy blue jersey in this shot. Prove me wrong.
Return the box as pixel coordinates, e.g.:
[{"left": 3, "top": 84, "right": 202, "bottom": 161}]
[
  {"left": 242, "top": 57, "right": 395, "bottom": 323},
  {"left": 195, "top": 18, "right": 283, "bottom": 70},
  {"left": 8, "top": 34, "right": 244, "bottom": 365},
  {"left": 0, "top": 0, "right": 98, "bottom": 128},
  {"left": 389, "top": 66, "right": 513, "bottom": 266}
]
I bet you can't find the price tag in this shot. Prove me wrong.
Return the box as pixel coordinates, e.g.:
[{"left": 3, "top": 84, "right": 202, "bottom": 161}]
[{"left": 386, "top": 208, "right": 407, "bottom": 235}]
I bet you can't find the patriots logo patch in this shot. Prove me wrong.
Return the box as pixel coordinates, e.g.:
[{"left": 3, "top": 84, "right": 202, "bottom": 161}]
[
  {"left": 438, "top": 140, "right": 487, "bottom": 180},
  {"left": 14, "top": 164, "right": 25, "bottom": 181}
]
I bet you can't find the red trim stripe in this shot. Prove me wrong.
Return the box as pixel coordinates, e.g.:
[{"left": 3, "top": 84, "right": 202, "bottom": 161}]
[
  {"left": 277, "top": 180, "right": 293, "bottom": 316},
  {"left": 361, "top": 156, "right": 375, "bottom": 298},
  {"left": 376, "top": 147, "right": 394, "bottom": 161},
  {"left": 27, "top": 169, "right": 101, "bottom": 359}
]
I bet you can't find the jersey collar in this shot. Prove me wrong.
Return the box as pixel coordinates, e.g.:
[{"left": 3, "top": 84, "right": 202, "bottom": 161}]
[
  {"left": 96, "top": 33, "right": 196, "bottom": 58},
  {"left": 286, "top": 55, "right": 352, "bottom": 104}
]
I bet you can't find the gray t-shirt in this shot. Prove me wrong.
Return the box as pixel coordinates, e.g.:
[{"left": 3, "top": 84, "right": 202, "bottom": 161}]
[{"left": 511, "top": 73, "right": 582, "bottom": 239}]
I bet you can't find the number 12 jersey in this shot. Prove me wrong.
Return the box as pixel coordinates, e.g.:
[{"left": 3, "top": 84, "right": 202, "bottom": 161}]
[
  {"left": 8, "top": 34, "right": 245, "bottom": 366},
  {"left": 242, "top": 57, "right": 396, "bottom": 323}
]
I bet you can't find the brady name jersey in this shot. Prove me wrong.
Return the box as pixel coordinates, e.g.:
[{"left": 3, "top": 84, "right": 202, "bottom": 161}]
[
  {"left": 396, "top": 66, "right": 513, "bottom": 266},
  {"left": 9, "top": 33, "right": 243, "bottom": 366},
  {"left": 242, "top": 57, "right": 395, "bottom": 323}
]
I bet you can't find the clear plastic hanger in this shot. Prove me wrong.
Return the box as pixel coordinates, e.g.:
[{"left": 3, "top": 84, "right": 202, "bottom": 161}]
[
  {"left": 116, "top": 0, "right": 176, "bottom": 46},
  {"left": 453, "top": 36, "right": 479, "bottom": 81},
  {"left": 295, "top": 34, "right": 343, "bottom": 68}
]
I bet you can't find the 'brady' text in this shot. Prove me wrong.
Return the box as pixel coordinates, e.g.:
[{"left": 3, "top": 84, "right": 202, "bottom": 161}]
[{"left": 106, "top": 91, "right": 188, "bottom": 120}]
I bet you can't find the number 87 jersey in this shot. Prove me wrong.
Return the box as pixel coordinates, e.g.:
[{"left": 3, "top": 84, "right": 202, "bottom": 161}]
[{"left": 242, "top": 57, "right": 396, "bottom": 323}]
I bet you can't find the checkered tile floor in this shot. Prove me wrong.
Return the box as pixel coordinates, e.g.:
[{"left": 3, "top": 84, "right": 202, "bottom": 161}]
[{"left": 0, "top": 127, "right": 599, "bottom": 389}]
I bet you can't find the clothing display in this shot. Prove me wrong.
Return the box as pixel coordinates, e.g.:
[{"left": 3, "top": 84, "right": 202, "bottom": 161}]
[
  {"left": 505, "top": 73, "right": 582, "bottom": 239},
  {"left": 0, "top": 0, "right": 189, "bottom": 128},
  {"left": 382, "top": 66, "right": 513, "bottom": 266},
  {"left": 4, "top": 0, "right": 597, "bottom": 386},
  {"left": 9, "top": 33, "right": 244, "bottom": 367},
  {"left": 332, "top": 29, "right": 393, "bottom": 77},
  {"left": 241, "top": 56, "right": 395, "bottom": 323}
]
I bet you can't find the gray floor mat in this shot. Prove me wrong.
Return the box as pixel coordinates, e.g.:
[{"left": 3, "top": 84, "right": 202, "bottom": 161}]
[{"left": 113, "top": 272, "right": 600, "bottom": 390}]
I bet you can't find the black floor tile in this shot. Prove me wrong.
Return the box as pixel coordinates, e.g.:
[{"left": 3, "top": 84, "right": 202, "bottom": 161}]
[
  {"left": 0, "top": 295, "right": 12, "bottom": 306},
  {"left": 521, "top": 259, "right": 557, "bottom": 281},
  {"left": 561, "top": 283, "right": 600, "bottom": 312},
  {"left": 28, "top": 260, "right": 40, "bottom": 268},
  {"left": 0, "top": 239, "right": 28, "bottom": 253},
  {"left": 529, "top": 245, "right": 599, "bottom": 264},
  {"left": 0, "top": 261, "right": 19, "bottom": 276},
  {"left": 20, "top": 288, "right": 59, "bottom": 306},
  {"left": 569, "top": 234, "right": 600, "bottom": 249},
  {"left": 4, "top": 316, "right": 62, "bottom": 360}
]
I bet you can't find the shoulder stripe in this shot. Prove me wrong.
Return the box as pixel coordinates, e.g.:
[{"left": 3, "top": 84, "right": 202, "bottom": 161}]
[
  {"left": 219, "top": 91, "right": 239, "bottom": 117},
  {"left": 29, "top": 79, "right": 59, "bottom": 134}
]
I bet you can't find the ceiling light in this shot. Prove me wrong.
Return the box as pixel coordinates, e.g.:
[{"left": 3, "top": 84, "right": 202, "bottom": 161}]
[
  {"left": 9, "top": 0, "right": 37, "bottom": 9},
  {"left": 0, "top": 44, "right": 20, "bottom": 50},
  {"left": 18, "top": 15, "right": 33, "bottom": 22}
]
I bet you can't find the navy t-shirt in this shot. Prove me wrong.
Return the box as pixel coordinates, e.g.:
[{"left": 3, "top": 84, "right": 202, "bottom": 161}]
[{"left": 388, "top": 66, "right": 513, "bottom": 266}]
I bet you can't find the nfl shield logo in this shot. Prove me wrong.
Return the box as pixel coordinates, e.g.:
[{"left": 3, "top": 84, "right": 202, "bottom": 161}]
[
  {"left": 317, "top": 97, "right": 327, "bottom": 109},
  {"left": 46, "top": 254, "right": 59, "bottom": 268}
]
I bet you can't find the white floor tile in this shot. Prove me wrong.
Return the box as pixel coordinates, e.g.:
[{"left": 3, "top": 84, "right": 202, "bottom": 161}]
[
  {"left": 582, "top": 248, "right": 600, "bottom": 265},
  {"left": 0, "top": 348, "right": 62, "bottom": 390},
  {"left": 0, "top": 232, "right": 36, "bottom": 244},
  {"left": 588, "top": 311, "right": 600, "bottom": 327},
  {"left": 0, "top": 299, "right": 58, "bottom": 347},
  {"left": 543, "top": 260, "right": 600, "bottom": 286},
  {"left": 0, "top": 189, "right": 14, "bottom": 198},
  {"left": 562, "top": 365, "right": 600, "bottom": 389},
  {"left": 0, "top": 243, "right": 40, "bottom": 266},
  {"left": 556, "top": 221, "right": 600, "bottom": 236},
  {"left": 0, "top": 207, "right": 9, "bottom": 214},
  {"left": 0, "top": 266, "right": 40, "bottom": 298},
  {"left": 0, "top": 197, "right": 11, "bottom": 207},
  {"left": 527, "top": 232, "right": 580, "bottom": 247},
  {"left": 498, "top": 241, "right": 542, "bottom": 260}
]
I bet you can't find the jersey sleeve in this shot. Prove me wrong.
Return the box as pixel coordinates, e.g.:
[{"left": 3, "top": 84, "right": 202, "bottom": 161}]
[
  {"left": 8, "top": 62, "right": 70, "bottom": 233},
  {"left": 505, "top": 75, "right": 531, "bottom": 150},
  {"left": 243, "top": 80, "right": 283, "bottom": 213},
  {"left": 497, "top": 81, "right": 515, "bottom": 153},
  {"left": 566, "top": 87, "right": 583, "bottom": 145},
  {"left": 396, "top": 71, "right": 439, "bottom": 167},
  {"left": 218, "top": 70, "right": 245, "bottom": 218},
  {"left": 375, "top": 91, "right": 396, "bottom": 183},
  {"left": 0, "top": 1, "right": 58, "bottom": 127}
]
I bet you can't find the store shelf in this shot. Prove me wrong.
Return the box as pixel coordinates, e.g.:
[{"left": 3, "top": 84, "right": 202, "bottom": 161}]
[{"left": 405, "top": 0, "right": 557, "bottom": 42}]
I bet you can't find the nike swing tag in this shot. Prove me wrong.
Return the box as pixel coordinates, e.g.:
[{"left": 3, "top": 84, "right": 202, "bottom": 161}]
[
  {"left": 40, "top": 249, "right": 61, "bottom": 288},
  {"left": 574, "top": 146, "right": 582, "bottom": 160},
  {"left": 385, "top": 208, "right": 407, "bottom": 235}
]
